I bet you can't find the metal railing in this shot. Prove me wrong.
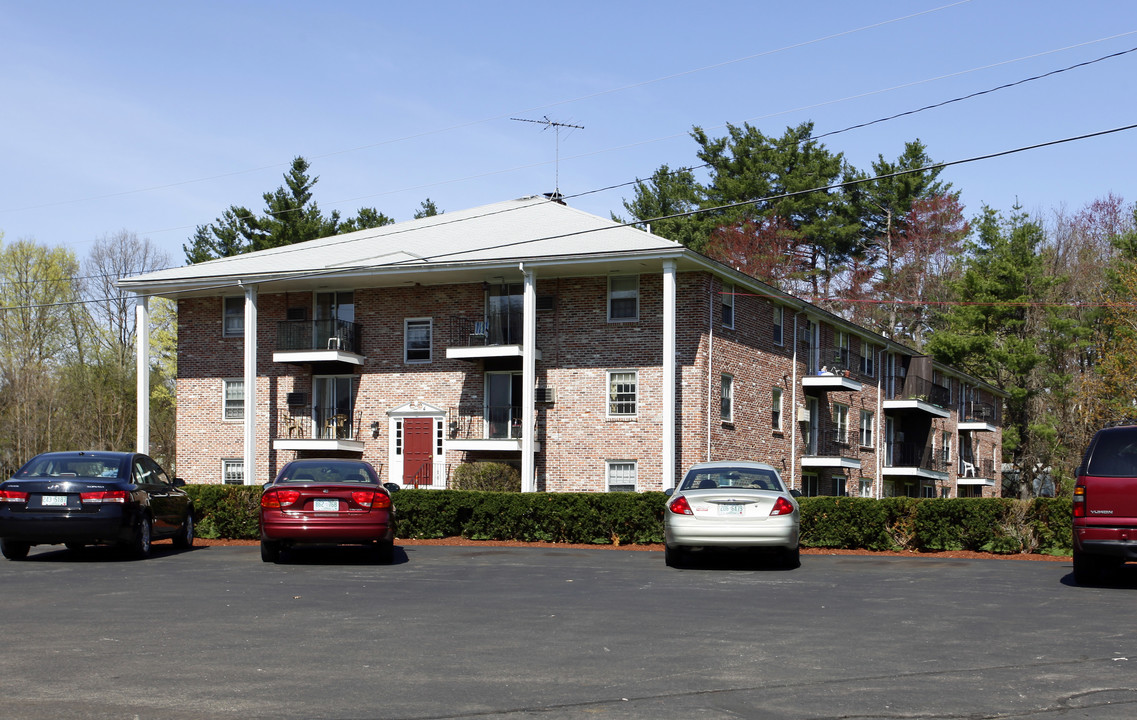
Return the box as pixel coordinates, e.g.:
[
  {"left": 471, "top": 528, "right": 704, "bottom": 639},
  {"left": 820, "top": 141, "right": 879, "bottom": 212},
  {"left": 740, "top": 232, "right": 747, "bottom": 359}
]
[
  {"left": 276, "top": 319, "right": 362, "bottom": 354},
  {"left": 889, "top": 374, "right": 951, "bottom": 407},
  {"left": 803, "top": 429, "right": 861, "bottom": 460},
  {"left": 959, "top": 457, "right": 996, "bottom": 478},
  {"left": 449, "top": 312, "right": 524, "bottom": 348},
  {"left": 276, "top": 408, "right": 362, "bottom": 441},
  {"left": 885, "top": 441, "right": 947, "bottom": 473},
  {"left": 449, "top": 405, "right": 523, "bottom": 440},
  {"left": 959, "top": 400, "right": 999, "bottom": 425}
]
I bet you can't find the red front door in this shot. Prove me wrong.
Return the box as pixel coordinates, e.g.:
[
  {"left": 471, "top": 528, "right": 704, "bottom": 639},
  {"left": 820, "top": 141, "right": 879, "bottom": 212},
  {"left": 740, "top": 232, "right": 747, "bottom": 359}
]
[{"left": 403, "top": 418, "right": 434, "bottom": 487}]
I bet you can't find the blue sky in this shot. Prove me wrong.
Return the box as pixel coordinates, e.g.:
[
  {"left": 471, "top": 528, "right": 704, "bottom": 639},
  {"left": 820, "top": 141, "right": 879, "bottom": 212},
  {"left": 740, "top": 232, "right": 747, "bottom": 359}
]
[{"left": 3, "top": 1, "right": 1136, "bottom": 266}]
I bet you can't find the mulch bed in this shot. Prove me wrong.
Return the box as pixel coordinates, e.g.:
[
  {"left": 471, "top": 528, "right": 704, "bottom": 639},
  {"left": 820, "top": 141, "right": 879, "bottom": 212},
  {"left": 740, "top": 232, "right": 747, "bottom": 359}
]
[{"left": 191, "top": 536, "right": 1070, "bottom": 561}]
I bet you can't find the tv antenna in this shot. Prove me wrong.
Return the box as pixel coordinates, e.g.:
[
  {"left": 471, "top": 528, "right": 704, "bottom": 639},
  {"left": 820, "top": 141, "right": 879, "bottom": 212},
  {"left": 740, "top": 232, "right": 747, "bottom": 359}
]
[{"left": 511, "top": 115, "right": 584, "bottom": 198}]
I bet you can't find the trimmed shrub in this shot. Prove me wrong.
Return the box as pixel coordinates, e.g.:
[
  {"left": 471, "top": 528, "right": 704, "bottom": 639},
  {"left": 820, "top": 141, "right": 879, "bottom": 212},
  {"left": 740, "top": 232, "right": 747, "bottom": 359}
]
[
  {"left": 799, "top": 497, "right": 894, "bottom": 551},
  {"left": 449, "top": 462, "right": 522, "bottom": 492},
  {"left": 184, "top": 484, "right": 261, "bottom": 540}
]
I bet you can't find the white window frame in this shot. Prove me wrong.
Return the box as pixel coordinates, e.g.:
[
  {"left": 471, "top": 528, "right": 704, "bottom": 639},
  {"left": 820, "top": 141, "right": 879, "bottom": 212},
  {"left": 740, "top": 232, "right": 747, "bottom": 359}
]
[
  {"left": 721, "top": 374, "right": 734, "bottom": 423},
  {"left": 608, "top": 275, "right": 639, "bottom": 322},
  {"left": 834, "top": 331, "right": 850, "bottom": 369},
  {"left": 772, "top": 387, "right": 783, "bottom": 431},
  {"left": 221, "top": 458, "right": 245, "bottom": 485},
  {"left": 857, "top": 478, "right": 873, "bottom": 498},
  {"left": 222, "top": 378, "right": 244, "bottom": 421},
  {"left": 606, "top": 460, "right": 638, "bottom": 492},
  {"left": 772, "top": 305, "right": 784, "bottom": 346},
  {"left": 860, "top": 409, "right": 874, "bottom": 448},
  {"left": 223, "top": 296, "right": 244, "bottom": 337},
  {"left": 834, "top": 403, "right": 849, "bottom": 445},
  {"left": 404, "top": 317, "right": 432, "bottom": 363},
  {"left": 722, "top": 282, "right": 735, "bottom": 329},
  {"left": 860, "top": 340, "right": 875, "bottom": 377},
  {"left": 607, "top": 370, "right": 638, "bottom": 418},
  {"left": 802, "top": 473, "right": 819, "bottom": 497}
]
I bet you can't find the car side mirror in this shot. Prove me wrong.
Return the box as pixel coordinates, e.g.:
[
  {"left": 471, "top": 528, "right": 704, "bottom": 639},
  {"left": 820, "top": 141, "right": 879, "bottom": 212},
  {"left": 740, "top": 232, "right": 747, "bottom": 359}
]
[
  {"left": 172, "top": 477, "right": 186, "bottom": 487},
  {"left": 383, "top": 482, "right": 401, "bottom": 493},
  {"left": 663, "top": 488, "right": 674, "bottom": 496},
  {"left": 1075, "top": 466, "right": 1084, "bottom": 478},
  {"left": 789, "top": 489, "right": 802, "bottom": 498}
]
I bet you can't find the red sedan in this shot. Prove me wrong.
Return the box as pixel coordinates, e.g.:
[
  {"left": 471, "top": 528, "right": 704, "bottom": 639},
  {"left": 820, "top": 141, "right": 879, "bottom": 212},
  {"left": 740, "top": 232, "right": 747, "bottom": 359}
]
[{"left": 260, "top": 459, "right": 397, "bottom": 564}]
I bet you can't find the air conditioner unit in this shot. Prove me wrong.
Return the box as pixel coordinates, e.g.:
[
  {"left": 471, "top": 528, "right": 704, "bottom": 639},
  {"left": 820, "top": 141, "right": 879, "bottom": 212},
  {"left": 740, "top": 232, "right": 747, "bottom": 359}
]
[
  {"left": 796, "top": 407, "right": 811, "bottom": 423},
  {"left": 534, "top": 387, "right": 556, "bottom": 403},
  {"left": 536, "top": 295, "right": 556, "bottom": 312},
  {"left": 286, "top": 392, "right": 307, "bottom": 407},
  {"left": 798, "top": 327, "right": 812, "bottom": 343},
  {"left": 286, "top": 307, "right": 308, "bottom": 321},
  {"left": 897, "top": 366, "right": 907, "bottom": 378}
]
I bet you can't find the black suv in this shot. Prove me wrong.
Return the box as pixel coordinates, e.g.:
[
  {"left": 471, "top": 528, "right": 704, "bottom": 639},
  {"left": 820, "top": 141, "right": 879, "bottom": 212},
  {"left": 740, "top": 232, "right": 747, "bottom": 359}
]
[{"left": 1073, "top": 424, "right": 1137, "bottom": 584}]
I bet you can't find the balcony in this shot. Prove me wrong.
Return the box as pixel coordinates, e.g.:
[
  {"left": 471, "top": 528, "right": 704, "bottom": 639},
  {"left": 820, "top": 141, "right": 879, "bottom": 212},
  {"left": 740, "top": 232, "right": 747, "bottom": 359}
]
[
  {"left": 801, "top": 429, "right": 862, "bottom": 469},
  {"left": 273, "top": 319, "right": 364, "bottom": 366},
  {"left": 446, "top": 404, "right": 539, "bottom": 452},
  {"left": 883, "top": 375, "right": 951, "bottom": 418},
  {"left": 958, "top": 400, "right": 1000, "bottom": 432},
  {"left": 445, "top": 315, "right": 541, "bottom": 361},
  {"left": 272, "top": 408, "right": 364, "bottom": 453},
  {"left": 883, "top": 440, "right": 948, "bottom": 479},
  {"left": 958, "top": 457, "right": 997, "bottom": 488},
  {"left": 802, "top": 349, "right": 863, "bottom": 391}
]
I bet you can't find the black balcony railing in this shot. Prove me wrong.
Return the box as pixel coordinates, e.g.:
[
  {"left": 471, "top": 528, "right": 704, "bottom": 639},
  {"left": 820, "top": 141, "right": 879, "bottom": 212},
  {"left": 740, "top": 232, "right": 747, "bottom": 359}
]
[
  {"left": 804, "top": 429, "right": 861, "bottom": 460},
  {"left": 449, "top": 312, "right": 524, "bottom": 348},
  {"left": 959, "top": 457, "right": 996, "bottom": 478},
  {"left": 820, "top": 347, "right": 864, "bottom": 376},
  {"left": 960, "top": 400, "right": 999, "bottom": 425},
  {"left": 276, "top": 319, "right": 362, "bottom": 354},
  {"left": 885, "top": 441, "right": 947, "bottom": 473},
  {"left": 449, "top": 405, "right": 523, "bottom": 440},
  {"left": 890, "top": 374, "right": 951, "bottom": 407},
  {"left": 276, "top": 408, "right": 362, "bottom": 441}
]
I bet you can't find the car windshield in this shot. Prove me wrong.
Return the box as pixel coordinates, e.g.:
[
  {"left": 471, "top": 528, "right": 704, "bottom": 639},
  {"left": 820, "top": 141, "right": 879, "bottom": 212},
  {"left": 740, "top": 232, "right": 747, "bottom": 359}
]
[
  {"left": 680, "top": 467, "right": 783, "bottom": 492},
  {"left": 15, "top": 456, "right": 124, "bottom": 479},
  {"left": 276, "top": 461, "right": 377, "bottom": 485}
]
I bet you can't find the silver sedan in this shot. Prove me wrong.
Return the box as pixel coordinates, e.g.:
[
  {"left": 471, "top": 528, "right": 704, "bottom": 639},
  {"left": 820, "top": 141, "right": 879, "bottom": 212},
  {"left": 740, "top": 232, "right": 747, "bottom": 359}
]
[{"left": 663, "top": 461, "right": 800, "bottom": 568}]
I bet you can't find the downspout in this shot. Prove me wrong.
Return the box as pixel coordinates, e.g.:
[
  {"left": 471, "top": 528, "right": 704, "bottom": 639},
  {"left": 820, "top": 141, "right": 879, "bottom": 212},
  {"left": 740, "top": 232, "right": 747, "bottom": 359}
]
[
  {"left": 876, "top": 348, "right": 885, "bottom": 499},
  {"left": 790, "top": 313, "right": 800, "bottom": 491},
  {"left": 662, "top": 260, "right": 677, "bottom": 490},
  {"left": 706, "top": 278, "right": 714, "bottom": 462},
  {"left": 520, "top": 263, "right": 537, "bottom": 492},
  {"left": 243, "top": 284, "right": 258, "bottom": 486},
  {"left": 135, "top": 295, "right": 150, "bottom": 454}
]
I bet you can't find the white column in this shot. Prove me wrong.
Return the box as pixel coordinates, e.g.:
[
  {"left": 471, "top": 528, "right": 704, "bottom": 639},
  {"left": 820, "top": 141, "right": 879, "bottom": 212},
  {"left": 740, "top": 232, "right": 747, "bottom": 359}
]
[
  {"left": 135, "top": 295, "right": 150, "bottom": 454},
  {"left": 243, "top": 285, "right": 258, "bottom": 485},
  {"left": 521, "top": 265, "right": 537, "bottom": 492},
  {"left": 662, "top": 260, "right": 677, "bottom": 490}
]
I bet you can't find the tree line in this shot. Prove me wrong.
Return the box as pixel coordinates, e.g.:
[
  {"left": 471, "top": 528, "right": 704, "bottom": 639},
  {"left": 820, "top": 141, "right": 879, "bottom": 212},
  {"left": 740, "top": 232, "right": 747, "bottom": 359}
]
[{"left": 619, "top": 121, "right": 1137, "bottom": 498}]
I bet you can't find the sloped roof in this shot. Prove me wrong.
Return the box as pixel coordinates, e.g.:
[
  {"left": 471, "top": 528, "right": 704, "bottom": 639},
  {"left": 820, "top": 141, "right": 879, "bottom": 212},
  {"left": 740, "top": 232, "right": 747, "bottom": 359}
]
[{"left": 120, "top": 195, "right": 684, "bottom": 293}]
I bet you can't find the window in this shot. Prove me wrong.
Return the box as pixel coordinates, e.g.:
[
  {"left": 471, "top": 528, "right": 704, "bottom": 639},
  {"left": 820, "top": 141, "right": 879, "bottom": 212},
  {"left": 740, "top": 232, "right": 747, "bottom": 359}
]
[
  {"left": 223, "top": 379, "right": 244, "bottom": 421},
  {"left": 608, "top": 370, "right": 638, "bottom": 417},
  {"left": 834, "top": 331, "right": 850, "bottom": 369},
  {"left": 772, "top": 387, "right": 783, "bottom": 431},
  {"left": 721, "top": 374, "right": 733, "bottom": 422},
  {"left": 722, "top": 282, "right": 735, "bottom": 328},
  {"left": 941, "top": 431, "right": 952, "bottom": 465},
  {"left": 860, "top": 340, "right": 875, "bottom": 377},
  {"left": 405, "top": 318, "right": 432, "bottom": 363},
  {"left": 772, "top": 305, "right": 784, "bottom": 345},
  {"left": 859, "top": 410, "right": 874, "bottom": 447},
  {"left": 223, "top": 296, "right": 244, "bottom": 337},
  {"left": 608, "top": 275, "right": 639, "bottom": 321},
  {"left": 607, "top": 461, "right": 637, "bottom": 492},
  {"left": 834, "top": 403, "right": 849, "bottom": 444},
  {"left": 222, "top": 459, "right": 244, "bottom": 485},
  {"left": 802, "top": 473, "right": 819, "bottom": 497},
  {"left": 857, "top": 478, "right": 873, "bottom": 498}
]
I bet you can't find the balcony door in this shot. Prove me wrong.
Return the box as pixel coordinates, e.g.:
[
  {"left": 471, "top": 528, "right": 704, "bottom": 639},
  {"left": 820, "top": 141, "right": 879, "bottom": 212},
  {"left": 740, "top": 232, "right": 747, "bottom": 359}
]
[
  {"left": 486, "top": 372, "right": 523, "bottom": 439},
  {"left": 487, "top": 284, "right": 523, "bottom": 345},
  {"left": 316, "top": 291, "right": 354, "bottom": 349},
  {"left": 313, "top": 375, "right": 355, "bottom": 439}
]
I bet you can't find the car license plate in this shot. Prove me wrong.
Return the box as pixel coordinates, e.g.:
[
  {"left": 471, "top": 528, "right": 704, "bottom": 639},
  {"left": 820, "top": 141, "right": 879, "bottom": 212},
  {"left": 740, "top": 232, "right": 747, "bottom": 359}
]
[
  {"left": 41, "top": 495, "right": 68, "bottom": 507},
  {"left": 718, "top": 503, "right": 744, "bottom": 516},
  {"left": 313, "top": 499, "right": 339, "bottom": 512}
]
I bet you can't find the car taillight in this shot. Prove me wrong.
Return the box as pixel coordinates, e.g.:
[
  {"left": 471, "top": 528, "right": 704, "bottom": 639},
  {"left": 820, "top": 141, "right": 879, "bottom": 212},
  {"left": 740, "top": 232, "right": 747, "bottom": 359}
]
[
  {"left": 79, "top": 490, "right": 128, "bottom": 504},
  {"left": 0, "top": 489, "right": 28, "bottom": 503},
  {"left": 668, "top": 496, "right": 693, "bottom": 515},
  {"left": 770, "top": 497, "right": 796, "bottom": 516},
  {"left": 1073, "top": 485, "right": 1086, "bottom": 518},
  {"left": 261, "top": 489, "right": 301, "bottom": 509},
  {"left": 351, "top": 490, "right": 391, "bottom": 509}
]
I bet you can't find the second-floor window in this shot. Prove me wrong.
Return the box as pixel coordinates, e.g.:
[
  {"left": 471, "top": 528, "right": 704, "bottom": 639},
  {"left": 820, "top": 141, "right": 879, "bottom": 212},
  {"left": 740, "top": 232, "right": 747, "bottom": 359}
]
[
  {"left": 405, "top": 318, "right": 432, "bottom": 363},
  {"left": 608, "top": 370, "right": 638, "bottom": 417},
  {"left": 223, "top": 379, "right": 244, "bottom": 420},
  {"left": 722, "top": 282, "right": 735, "bottom": 328},
  {"left": 772, "top": 387, "right": 783, "bottom": 431},
  {"left": 608, "top": 275, "right": 639, "bottom": 321},
  {"left": 860, "top": 340, "right": 875, "bottom": 377},
  {"left": 772, "top": 305, "right": 784, "bottom": 345},
  {"left": 721, "top": 374, "right": 733, "bottom": 422},
  {"left": 860, "top": 410, "right": 874, "bottom": 447},
  {"left": 223, "top": 296, "right": 244, "bottom": 337},
  {"left": 834, "top": 403, "right": 849, "bottom": 444}
]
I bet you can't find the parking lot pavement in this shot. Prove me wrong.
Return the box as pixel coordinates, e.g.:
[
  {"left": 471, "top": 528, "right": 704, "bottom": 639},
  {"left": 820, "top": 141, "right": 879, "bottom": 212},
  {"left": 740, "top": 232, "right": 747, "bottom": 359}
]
[{"left": 1, "top": 543, "right": 1135, "bottom": 719}]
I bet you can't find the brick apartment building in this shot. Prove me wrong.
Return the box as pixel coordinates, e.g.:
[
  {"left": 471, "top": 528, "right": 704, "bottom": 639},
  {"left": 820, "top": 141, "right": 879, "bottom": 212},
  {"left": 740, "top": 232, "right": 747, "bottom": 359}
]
[{"left": 121, "top": 195, "right": 1004, "bottom": 497}]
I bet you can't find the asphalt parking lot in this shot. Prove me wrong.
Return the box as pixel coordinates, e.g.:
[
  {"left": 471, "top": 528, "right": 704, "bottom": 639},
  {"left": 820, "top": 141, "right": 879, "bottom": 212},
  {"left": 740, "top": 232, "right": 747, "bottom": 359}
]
[{"left": 1, "top": 543, "right": 1135, "bottom": 720}]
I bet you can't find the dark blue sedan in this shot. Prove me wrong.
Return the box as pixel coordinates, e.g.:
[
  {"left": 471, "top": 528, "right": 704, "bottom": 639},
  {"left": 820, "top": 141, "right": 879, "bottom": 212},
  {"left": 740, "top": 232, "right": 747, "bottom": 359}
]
[{"left": 0, "top": 451, "right": 194, "bottom": 560}]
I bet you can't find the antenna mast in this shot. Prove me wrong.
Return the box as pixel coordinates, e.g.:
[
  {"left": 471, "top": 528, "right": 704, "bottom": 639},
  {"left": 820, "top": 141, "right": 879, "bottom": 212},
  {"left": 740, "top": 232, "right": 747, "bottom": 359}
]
[{"left": 511, "top": 115, "right": 584, "bottom": 197}]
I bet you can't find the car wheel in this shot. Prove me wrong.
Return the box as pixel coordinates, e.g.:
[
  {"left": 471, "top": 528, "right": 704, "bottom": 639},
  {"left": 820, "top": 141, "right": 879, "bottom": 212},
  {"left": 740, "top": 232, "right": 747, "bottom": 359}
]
[
  {"left": 373, "top": 539, "right": 395, "bottom": 565},
  {"left": 781, "top": 544, "right": 801, "bottom": 570},
  {"left": 1, "top": 539, "right": 30, "bottom": 561},
  {"left": 260, "top": 539, "right": 281, "bottom": 563},
  {"left": 172, "top": 513, "right": 194, "bottom": 549},
  {"left": 128, "top": 516, "right": 152, "bottom": 559},
  {"left": 664, "top": 545, "right": 688, "bottom": 568}
]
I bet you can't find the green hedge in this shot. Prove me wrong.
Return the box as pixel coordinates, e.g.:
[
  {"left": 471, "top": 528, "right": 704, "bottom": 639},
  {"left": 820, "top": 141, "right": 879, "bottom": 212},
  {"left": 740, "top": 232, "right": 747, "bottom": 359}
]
[{"left": 185, "top": 485, "right": 1073, "bottom": 554}]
